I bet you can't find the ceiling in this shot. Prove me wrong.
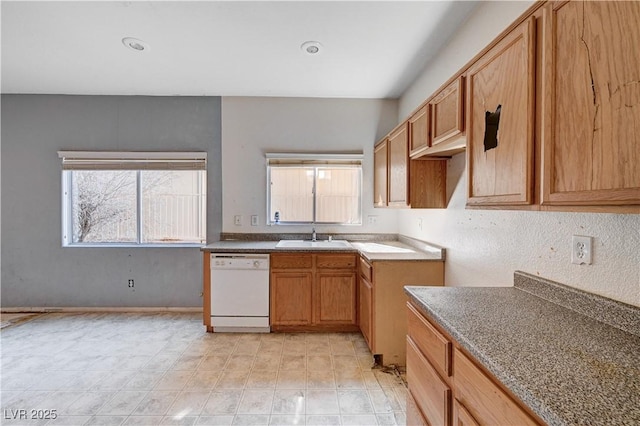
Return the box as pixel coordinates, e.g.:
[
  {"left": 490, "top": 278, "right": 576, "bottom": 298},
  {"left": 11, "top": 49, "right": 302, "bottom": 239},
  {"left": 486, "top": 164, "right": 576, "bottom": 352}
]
[{"left": 1, "top": 1, "right": 478, "bottom": 99}]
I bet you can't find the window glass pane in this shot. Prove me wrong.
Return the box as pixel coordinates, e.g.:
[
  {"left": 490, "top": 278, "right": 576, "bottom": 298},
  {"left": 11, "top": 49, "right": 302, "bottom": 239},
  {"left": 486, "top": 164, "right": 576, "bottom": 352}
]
[
  {"left": 71, "top": 170, "right": 137, "bottom": 243},
  {"left": 270, "top": 167, "right": 314, "bottom": 222},
  {"left": 141, "top": 170, "right": 206, "bottom": 244},
  {"left": 316, "top": 167, "right": 361, "bottom": 224}
]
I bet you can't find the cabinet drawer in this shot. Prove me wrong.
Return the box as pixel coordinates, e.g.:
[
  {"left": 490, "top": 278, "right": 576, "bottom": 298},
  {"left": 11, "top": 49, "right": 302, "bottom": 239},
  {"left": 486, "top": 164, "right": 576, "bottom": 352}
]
[
  {"left": 316, "top": 254, "right": 356, "bottom": 269},
  {"left": 454, "top": 348, "right": 539, "bottom": 426},
  {"left": 407, "top": 302, "right": 451, "bottom": 376},
  {"left": 359, "top": 257, "right": 373, "bottom": 281},
  {"left": 270, "top": 253, "right": 313, "bottom": 269},
  {"left": 407, "top": 336, "right": 451, "bottom": 426},
  {"left": 453, "top": 399, "right": 481, "bottom": 426}
]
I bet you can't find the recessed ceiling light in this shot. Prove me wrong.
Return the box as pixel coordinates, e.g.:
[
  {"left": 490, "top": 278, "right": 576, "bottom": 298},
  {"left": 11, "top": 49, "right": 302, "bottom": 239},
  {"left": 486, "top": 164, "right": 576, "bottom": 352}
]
[
  {"left": 122, "top": 37, "right": 150, "bottom": 52},
  {"left": 301, "top": 41, "right": 322, "bottom": 55}
]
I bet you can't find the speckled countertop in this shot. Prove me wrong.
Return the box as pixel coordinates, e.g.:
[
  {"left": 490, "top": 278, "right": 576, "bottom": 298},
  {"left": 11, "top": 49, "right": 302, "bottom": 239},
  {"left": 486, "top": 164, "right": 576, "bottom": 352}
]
[
  {"left": 405, "top": 272, "right": 640, "bottom": 426},
  {"left": 201, "top": 234, "right": 445, "bottom": 262}
]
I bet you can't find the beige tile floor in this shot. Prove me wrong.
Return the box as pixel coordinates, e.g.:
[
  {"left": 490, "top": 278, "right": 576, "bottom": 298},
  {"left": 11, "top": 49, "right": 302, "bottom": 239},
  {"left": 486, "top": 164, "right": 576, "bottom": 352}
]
[{"left": 0, "top": 312, "right": 407, "bottom": 425}]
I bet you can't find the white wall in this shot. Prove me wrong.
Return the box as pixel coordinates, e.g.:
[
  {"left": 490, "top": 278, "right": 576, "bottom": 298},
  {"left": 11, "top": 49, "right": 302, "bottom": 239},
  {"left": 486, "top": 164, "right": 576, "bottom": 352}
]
[
  {"left": 221, "top": 97, "right": 398, "bottom": 235},
  {"left": 397, "top": 1, "right": 640, "bottom": 307}
]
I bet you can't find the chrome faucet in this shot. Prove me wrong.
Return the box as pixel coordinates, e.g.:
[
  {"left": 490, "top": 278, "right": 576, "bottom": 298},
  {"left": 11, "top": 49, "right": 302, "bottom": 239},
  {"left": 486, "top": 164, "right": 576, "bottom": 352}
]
[{"left": 311, "top": 227, "right": 317, "bottom": 242}]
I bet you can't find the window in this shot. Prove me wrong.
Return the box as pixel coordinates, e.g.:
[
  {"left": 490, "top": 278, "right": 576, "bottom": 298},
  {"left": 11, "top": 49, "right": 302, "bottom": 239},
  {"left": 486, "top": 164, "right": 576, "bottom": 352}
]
[
  {"left": 59, "top": 151, "right": 206, "bottom": 246},
  {"left": 267, "top": 153, "right": 362, "bottom": 225}
]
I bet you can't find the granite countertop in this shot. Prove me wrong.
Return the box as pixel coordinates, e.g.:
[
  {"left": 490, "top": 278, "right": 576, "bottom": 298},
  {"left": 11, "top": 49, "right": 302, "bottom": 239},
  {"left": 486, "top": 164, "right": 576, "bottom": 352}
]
[
  {"left": 405, "top": 272, "right": 640, "bottom": 426},
  {"left": 202, "top": 234, "right": 445, "bottom": 261}
]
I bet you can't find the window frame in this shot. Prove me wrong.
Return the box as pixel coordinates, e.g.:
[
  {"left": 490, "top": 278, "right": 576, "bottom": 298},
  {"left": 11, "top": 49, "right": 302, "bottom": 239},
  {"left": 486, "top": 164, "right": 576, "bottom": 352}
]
[
  {"left": 266, "top": 153, "right": 363, "bottom": 226},
  {"left": 58, "top": 151, "right": 207, "bottom": 248}
]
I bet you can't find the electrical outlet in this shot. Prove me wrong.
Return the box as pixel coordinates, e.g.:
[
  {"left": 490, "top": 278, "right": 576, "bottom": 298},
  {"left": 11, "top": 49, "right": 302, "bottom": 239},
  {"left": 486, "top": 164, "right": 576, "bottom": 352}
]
[
  {"left": 234, "top": 215, "right": 242, "bottom": 226},
  {"left": 571, "top": 235, "right": 592, "bottom": 265},
  {"left": 128, "top": 279, "right": 134, "bottom": 288},
  {"left": 251, "top": 215, "right": 259, "bottom": 226},
  {"left": 367, "top": 215, "right": 378, "bottom": 225}
]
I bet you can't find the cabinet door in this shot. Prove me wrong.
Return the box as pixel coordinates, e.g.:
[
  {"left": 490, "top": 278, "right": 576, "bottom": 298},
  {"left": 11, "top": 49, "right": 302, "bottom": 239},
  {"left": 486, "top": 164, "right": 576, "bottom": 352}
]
[
  {"left": 270, "top": 271, "right": 312, "bottom": 326},
  {"left": 388, "top": 123, "right": 410, "bottom": 207},
  {"left": 409, "top": 104, "right": 430, "bottom": 158},
  {"left": 431, "top": 76, "right": 465, "bottom": 146},
  {"left": 358, "top": 275, "right": 373, "bottom": 350},
  {"left": 374, "top": 140, "right": 388, "bottom": 207},
  {"left": 466, "top": 18, "right": 536, "bottom": 206},
  {"left": 315, "top": 271, "right": 357, "bottom": 325},
  {"left": 541, "top": 1, "right": 640, "bottom": 206}
]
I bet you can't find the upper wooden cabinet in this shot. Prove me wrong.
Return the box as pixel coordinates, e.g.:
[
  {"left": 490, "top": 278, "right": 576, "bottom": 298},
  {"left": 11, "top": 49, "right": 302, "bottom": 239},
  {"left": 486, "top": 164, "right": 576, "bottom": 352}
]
[
  {"left": 409, "top": 104, "right": 430, "bottom": 158},
  {"left": 374, "top": 123, "right": 447, "bottom": 209},
  {"left": 388, "top": 123, "right": 410, "bottom": 207},
  {"left": 373, "top": 140, "right": 388, "bottom": 207},
  {"left": 431, "top": 76, "right": 465, "bottom": 147},
  {"left": 466, "top": 17, "right": 536, "bottom": 206},
  {"left": 540, "top": 1, "right": 640, "bottom": 207}
]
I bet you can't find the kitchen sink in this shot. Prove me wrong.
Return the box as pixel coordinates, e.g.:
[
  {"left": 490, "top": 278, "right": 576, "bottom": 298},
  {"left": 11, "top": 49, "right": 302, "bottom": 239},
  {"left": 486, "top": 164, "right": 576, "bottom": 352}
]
[{"left": 276, "top": 240, "right": 352, "bottom": 249}]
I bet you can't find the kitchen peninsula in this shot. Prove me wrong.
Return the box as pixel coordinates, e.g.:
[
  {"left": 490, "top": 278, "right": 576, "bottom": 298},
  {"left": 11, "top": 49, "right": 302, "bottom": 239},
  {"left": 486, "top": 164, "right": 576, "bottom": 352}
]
[{"left": 405, "top": 271, "right": 640, "bottom": 426}]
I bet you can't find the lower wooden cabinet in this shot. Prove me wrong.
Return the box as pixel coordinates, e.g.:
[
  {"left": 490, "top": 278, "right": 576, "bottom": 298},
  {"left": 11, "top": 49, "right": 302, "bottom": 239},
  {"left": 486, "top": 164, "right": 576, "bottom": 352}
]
[
  {"left": 407, "top": 336, "right": 451, "bottom": 426},
  {"left": 359, "top": 256, "right": 444, "bottom": 366},
  {"left": 453, "top": 399, "right": 480, "bottom": 426},
  {"left": 406, "top": 301, "right": 542, "bottom": 426},
  {"left": 270, "top": 252, "right": 357, "bottom": 331},
  {"left": 454, "top": 349, "right": 538, "bottom": 426}
]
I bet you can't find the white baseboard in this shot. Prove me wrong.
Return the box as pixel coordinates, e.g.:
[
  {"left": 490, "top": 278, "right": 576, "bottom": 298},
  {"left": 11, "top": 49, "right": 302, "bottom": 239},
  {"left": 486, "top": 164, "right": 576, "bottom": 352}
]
[{"left": 1, "top": 306, "right": 203, "bottom": 313}]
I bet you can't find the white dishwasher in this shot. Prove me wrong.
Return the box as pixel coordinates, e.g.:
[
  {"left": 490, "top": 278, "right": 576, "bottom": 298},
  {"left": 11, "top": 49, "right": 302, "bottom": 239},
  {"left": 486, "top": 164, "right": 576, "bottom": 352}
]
[{"left": 210, "top": 253, "right": 270, "bottom": 333}]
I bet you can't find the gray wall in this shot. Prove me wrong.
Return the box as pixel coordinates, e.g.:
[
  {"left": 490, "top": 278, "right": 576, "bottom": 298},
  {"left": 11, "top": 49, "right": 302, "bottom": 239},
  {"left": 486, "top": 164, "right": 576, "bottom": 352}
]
[{"left": 1, "top": 95, "right": 222, "bottom": 308}]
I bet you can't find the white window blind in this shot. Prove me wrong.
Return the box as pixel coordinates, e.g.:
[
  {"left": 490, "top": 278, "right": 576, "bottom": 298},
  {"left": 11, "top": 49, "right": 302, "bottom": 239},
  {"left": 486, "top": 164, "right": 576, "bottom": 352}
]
[{"left": 57, "top": 151, "right": 207, "bottom": 170}]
